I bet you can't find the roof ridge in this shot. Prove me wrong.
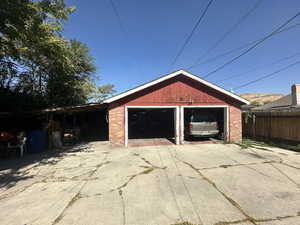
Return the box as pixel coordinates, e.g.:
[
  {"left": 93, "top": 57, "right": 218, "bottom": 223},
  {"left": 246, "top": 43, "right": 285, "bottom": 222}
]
[{"left": 103, "top": 70, "right": 249, "bottom": 105}]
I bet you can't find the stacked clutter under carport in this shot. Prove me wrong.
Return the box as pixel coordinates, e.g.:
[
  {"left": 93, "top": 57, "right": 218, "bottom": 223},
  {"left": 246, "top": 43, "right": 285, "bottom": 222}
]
[{"left": 0, "top": 103, "right": 109, "bottom": 157}]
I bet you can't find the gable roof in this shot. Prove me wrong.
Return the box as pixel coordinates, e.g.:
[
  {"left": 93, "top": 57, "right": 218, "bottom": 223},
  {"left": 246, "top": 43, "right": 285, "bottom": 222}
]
[
  {"left": 254, "top": 94, "right": 292, "bottom": 110},
  {"left": 103, "top": 70, "right": 250, "bottom": 105}
]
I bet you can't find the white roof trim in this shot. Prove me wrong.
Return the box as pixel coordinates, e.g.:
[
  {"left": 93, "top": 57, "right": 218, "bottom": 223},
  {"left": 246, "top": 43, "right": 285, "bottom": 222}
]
[{"left": 104, "top": 70, "right": 250, "bottom": 105}]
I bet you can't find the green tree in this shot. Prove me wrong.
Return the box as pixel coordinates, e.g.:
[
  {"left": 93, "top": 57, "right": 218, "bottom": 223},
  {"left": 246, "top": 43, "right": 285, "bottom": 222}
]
[
  {"left": 45, "top": 39, "right": 97, "bottom": 106},
  {"left": 0, "top": 0, "right": 76, "bottom": 110},
  {"left": 0, "top": 0, "right": 114, "bottom": 111},
  {"left": 94, "top": 84, "right": 116, "bottom": 102},
  {"left": 82, "top": 80, "right": 116, "bottom": 103}
]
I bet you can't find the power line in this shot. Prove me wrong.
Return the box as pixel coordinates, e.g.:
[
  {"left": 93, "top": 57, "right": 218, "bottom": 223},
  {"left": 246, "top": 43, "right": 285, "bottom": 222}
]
[
  {"left": 108, "top": 0, "right": 144, "bottom": 79},
  {"left": 215, "top": 52, "right": 300, "bottom": 83},
  {"left": 169, "top": 0, "right": 215, "bottom": 70},
  {"left": 202, "top": 12, "right": 300, "bottom": 78},
  {"left": 194, "top": 0, "right": 263, "bottom": 64},
  {"left": 186, "top": 23, "right": 300, "bottom": 69},
  {"left": 233, "top": 59, "right": 300, "bottom": 90},
  {"left": 109, "top": 0, "right": 127, "bottom": 35}
]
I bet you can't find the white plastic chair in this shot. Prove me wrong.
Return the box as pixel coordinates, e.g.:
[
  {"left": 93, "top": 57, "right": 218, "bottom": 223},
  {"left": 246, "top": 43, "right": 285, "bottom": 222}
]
[{"left": 7, "top": 137, "right": 27, "bottom": 157}]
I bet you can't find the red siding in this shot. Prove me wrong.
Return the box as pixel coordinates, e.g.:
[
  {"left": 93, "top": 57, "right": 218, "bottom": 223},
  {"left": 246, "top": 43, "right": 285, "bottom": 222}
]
[{"left": 114, "top": 75, "right": 241, "bottom": 107}]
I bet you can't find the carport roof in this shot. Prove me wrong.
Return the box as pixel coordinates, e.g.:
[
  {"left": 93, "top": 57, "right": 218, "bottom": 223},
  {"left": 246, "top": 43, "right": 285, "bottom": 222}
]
[{"left": 104, "top": 70, "right": 250, "bottom": 105}]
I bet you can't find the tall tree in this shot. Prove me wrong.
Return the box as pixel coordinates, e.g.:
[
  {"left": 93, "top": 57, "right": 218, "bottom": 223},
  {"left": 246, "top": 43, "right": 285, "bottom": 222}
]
[
  {"left": 0, "top": 0, "right": 114, "bottom": 111},
  {"left": 0, "top": 0, "right": 76, "bottom": 110},
  {"left": 84, "top": 83, "right": 116, "bottom": 103}
]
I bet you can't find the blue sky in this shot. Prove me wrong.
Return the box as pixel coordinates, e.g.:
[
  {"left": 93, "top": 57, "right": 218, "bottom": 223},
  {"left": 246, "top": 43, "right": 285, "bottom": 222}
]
[{"left": 64, "top": 0, "right": 300, "bottom": 95}]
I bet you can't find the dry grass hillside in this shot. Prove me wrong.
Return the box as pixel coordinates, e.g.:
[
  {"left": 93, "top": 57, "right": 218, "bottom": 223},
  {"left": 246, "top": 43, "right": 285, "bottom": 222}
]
[{"left": 240, "top": 93, "right": 284, "bottom": 105}]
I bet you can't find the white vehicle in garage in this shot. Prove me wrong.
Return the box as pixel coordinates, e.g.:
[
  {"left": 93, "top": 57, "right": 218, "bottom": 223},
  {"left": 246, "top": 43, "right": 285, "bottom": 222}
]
[{"left": 186, "top": 113, "right": 219, "bottom": 138}]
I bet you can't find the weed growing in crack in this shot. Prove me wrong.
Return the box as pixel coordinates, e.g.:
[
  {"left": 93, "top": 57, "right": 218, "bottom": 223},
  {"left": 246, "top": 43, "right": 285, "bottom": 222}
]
[
  {"left": 170, "top": 222, "right": 197, "bottom": 225},
  {"left": 213, "top": 219, "right": 250, "bottom": 225},
  {"left": 118, "top": 189, "right": 126, "bottom": 225},
  {"left": 180, "top": 160, "right": 258, "bottom": 224},
  {"left": 110, "top": 165, "right": 166, "bottom": 192},
  {"left": 53, "top": 192, "right": 83, "bottom": 224},
  {"left": 219, "top": 165, "right": 231, "bottom": 168},
  {"left": 237, "top": 139, "right": 300, "bottom": 153}
]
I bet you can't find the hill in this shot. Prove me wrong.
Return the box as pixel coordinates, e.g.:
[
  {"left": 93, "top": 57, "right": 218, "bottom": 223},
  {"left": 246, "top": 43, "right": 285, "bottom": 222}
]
[{"left": 240, "top": 93, "right": 284, "bottom": 105}]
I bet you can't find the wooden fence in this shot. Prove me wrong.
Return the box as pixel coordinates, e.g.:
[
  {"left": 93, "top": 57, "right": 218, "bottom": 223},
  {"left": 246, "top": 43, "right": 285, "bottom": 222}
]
[{"left": 242, "top": 111, "right": 300, "bottom": 143}]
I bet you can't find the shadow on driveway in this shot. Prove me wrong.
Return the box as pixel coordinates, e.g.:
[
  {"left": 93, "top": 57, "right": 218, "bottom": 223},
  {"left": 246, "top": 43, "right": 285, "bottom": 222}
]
[{"left": 0, "top": 143, "right": 92, "bottom": 191}]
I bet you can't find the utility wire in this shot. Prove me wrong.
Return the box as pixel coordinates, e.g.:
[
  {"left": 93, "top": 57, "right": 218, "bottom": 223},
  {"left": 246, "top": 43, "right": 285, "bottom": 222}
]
[
  {"left": 186, "top": 23, "right": 300, "bottom": 69},
  {"left": 194, "top": 0, "right": 263, "bottom": 64},
  {"left": 109, "top": 0, "right": 127, "bottom": 35},
  {"left": 169, "top": 0, "right": 215, "bottom": 70},
  {"left": 233, "top": 59, "right": 300, "bottom": 90},
  {"left": 202, "top": 12, "right": 300, "bottom": 78},
  {"left": 108, "top": 0, "right": 143, "bottom": 77},
  {"left": 215, "top": 52, "right": 300, "bottom": 83}
]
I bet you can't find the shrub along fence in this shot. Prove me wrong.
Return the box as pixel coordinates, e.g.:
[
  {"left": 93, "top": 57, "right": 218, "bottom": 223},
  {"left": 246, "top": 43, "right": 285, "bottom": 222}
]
[{"left": 242, "top": 111, "right": 300, "bottom": 144}]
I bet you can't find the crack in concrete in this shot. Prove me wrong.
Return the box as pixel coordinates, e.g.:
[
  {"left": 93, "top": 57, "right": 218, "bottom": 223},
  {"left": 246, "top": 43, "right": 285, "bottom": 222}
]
[
  {"left": 153, "top": 144, "right": 185, "bottom": 222},
  {"left": 198, "top": 160, "right": 279, "bottom": 171},
  {"left": 254, "top": 213, "right": 300, "bottom": 223},
  {"left": 0, "top": 159, "right": 112, "bottom": 201},
  {"left": 52, "top": 188, "right": 85, "bottom": 225},
  {"left": 179, "top": 160, "right": 257, "bottom": 225},
  {"left": 38, "top": 161, "right": 110, "bottom": 184},
  {"left": 51, "top": 153, "right": 111, "bottom": 224},
  {"left": 139, "top": 156, "right": 156, "bottom": 166},
  {"left": 0, "top": 157, "right": 64, "bottom": 196},
  {"left": 133, "top": 153, "right": 165, "bottom": 169},
  {"left": 270, "top": 163, "right": 300, "bottom": 189},
  {"left": 0, "top": 180, "right": 42, "bottom": 201},
  {"left": 118, "top": 189, "right": 126, "bottom": 225},
  {"left": 179, "top": 158, "right": 300, "bottom": 225},
  {"left": 281, "top": 161, "right": 300, "bottom": 170},
  {"left": 213, "top": 218, "right": 249, "bottom": 225},
  {"left": 168, "top": 146, "right": 204, "bottom": 225},
  {"left": 88, "top": 160, "right": 111, "bottom": 177},
  {"left": 170, "top": 222, "right": 199, "bottom": 225},
  {"left": 218, "top": 148, "right": 277, "bottom": 179},
  {"left": 212, "top": 212, "right": 300, "bottom": 225},
  {"left": 108, "top": 153, "right": 167, "bottom": 193},
  {"left": 111, "top": 165, "right": 166, "bottom": 192}
]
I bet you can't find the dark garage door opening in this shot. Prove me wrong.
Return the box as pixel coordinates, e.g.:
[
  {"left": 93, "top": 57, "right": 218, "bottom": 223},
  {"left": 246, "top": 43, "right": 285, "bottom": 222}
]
[
  {"left": 80, "top": 111, "right": 108, "bottom": 141},
  {"left": 128, "top": 108, "right": 175, "bottom": 142},
  {"left": 64, "top": 110, "right": 108, "bottom": 142},
  {"left": 184, "top": 107, "right": 225, "bottom": 142}
]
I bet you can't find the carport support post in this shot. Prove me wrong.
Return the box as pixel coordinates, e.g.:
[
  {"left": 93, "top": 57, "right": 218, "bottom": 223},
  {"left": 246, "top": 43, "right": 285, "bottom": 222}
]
[
  {"left": 175, "top": 106, "right": 180, "bottom": 145},
  {"left": 179, "top": 106, "right": 184, "bottom": 145},
  {"left": 224, "top": 107, "right": 229, "bottom": 141},
  {"left": 125, "top": 107, "right": 128, "bottom": 147}
]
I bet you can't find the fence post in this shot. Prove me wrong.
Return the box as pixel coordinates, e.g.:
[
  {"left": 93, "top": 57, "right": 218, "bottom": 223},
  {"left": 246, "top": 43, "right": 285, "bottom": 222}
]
[{"left": 252, "top": 113, "right": 256, "bottom": 139}]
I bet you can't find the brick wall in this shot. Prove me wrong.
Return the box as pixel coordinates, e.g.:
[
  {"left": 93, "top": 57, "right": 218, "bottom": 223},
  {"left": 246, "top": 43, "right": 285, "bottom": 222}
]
[
  {"left": 109, "top": 104, "right": 243, "bottom": 147},
  {"left": 108, "top": 105, "right": 125, "bottom": 147},
  {"left": 229, "top": 105, "right": 242, "bottom": 142}
]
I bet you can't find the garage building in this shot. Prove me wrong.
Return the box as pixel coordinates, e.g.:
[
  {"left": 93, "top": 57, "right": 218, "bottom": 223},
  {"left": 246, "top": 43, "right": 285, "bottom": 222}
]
[{"left": 104, "top": 70, "right": 249, "bottom": 147}]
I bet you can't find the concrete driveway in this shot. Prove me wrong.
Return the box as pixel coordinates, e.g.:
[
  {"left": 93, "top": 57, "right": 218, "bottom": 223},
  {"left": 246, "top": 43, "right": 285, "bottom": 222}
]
[{"left": 0, "top": 142, "right": 300, "bottom": 225}]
